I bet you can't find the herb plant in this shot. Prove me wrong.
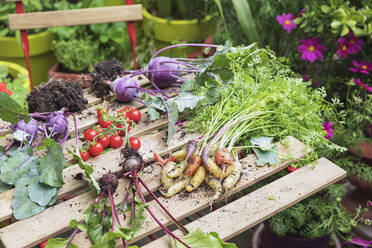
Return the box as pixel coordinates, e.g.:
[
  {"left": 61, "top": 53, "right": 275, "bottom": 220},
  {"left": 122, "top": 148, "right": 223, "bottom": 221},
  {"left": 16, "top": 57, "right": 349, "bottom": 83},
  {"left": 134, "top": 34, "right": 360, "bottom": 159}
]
[
  {"left": 0, "top": 65, "right": 28, "bottom": 106},
  {"left": 268, "top": 184, "right": 361, "bottom": 243}
]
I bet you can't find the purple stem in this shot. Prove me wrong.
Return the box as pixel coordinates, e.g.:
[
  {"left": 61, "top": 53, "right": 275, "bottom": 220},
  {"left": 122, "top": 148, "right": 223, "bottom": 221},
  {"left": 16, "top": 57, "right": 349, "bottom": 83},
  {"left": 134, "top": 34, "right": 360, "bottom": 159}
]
[
  {"left": 121, "top": 180, "right": 134, "bottom": 211},
  {"left": 0, "top": 124, "right": 11, "bottom": 133},
  {"left": 100, "top": 206, "right": 106, "bottom": 225},
  {"left": 342, "top": 237, "right": 372, "bottom": 247},
  {"left": 162, "top": 60, "right": 200, "bottom": 70},
  {"left": 131, "top": 186, "right": 136, "bottom": 231},
  {"left": 175, "top": 57, "right": 209, "bottom": 61},
  {"left": 33, "top": 133, "right": 45, "bottom": 150},
  {"left": 138, "top": 177, "right": 188, "bottom": 234},
  {"left": 108, "top": 188, "right": 128, "bottom": 248},
  {"left": 170, "top": 75, "right": 186, "bottom": 82},
  {"left": 65, "top": 221, "right": 84, "bottom": 248},
  {"left": 129, "top": 69, "right": 200, "bottom": 79},
  {"left": 134, "top": 175, "right": 192, "bottom": 248},
  {"left": 151, "top": 43, "right": 218, "bottom": 60},
  {"left": 108, "top": 188, "right": 116, "bottom": 231}
]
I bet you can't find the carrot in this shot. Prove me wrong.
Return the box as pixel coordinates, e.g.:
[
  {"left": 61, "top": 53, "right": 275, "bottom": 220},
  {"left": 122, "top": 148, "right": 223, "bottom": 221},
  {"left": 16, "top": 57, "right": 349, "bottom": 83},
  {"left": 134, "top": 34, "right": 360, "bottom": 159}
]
[
  {"left": 215, "top": 147, "right": 233, "bottom": 166},
  {"left": 184, "top": 153, "right": 202, "bottom": 177},
  {"left": 154, "top": 151, "right": 166, "bottom": 166},
  {"left": 164, "top": 156, "right": 177, "bottom": 164}
]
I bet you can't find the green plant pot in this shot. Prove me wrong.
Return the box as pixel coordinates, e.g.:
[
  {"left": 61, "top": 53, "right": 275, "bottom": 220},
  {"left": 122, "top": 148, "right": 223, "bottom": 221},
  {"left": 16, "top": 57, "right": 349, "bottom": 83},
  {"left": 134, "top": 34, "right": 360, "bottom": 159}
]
[
  {"left": 0, "top": 61, "right": 30, "bottom": 91},
  {"left": 0, "top": 31, "right": 56, "bottom": 86},
  {"left": 143, "top": 8, "right": 220, "bottom": 57},
  {"left": 104, "top": 0, "right": 124, "bottom": 6}
]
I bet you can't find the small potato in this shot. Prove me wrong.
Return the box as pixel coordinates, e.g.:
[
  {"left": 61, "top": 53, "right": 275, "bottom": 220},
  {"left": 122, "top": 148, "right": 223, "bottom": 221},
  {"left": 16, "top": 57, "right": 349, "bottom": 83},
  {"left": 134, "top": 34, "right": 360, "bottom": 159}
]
[
  {"left": 172, "top": 149, "right": 187, "bottom": 162},
  {"left": 186, "top": 166, "right": 206, "bottom": 192},
  {"left": 206, "top": 175, "right": 222, "bottom": 202},
  {"left": 167, "top": 160, "right": 188, "bottom": 178},
  {"left": 223, "top": 160, "right": 243, "bottom": 191},
  {"left": 160, "top": 176, "right": 191, "bottom": 198},
  {"left": 206, "top": 158, "right": 234, "bottom": 179},
  {"left": 161, "top": 168, "right": 174, "bottom": 189}
]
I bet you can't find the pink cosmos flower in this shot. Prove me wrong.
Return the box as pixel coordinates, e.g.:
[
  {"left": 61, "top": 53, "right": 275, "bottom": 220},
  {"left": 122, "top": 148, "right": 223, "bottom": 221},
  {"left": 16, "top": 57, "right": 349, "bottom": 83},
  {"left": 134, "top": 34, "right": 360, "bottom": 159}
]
[
  {"left": 353, "top": 78, "right": 372, "bottom": 92},
  {"left": 337, "top": 32, "right": 363, "bottom": 59},
  {"left": 276, "top": 13, "right": 297, "bottom": 34},
  {"left": 298, "top": 38, "right": 327, "bottom": 62},
  {"left": 323, "top": 121, "right": 333, "bottom": 139},
  {"left": 349, "top": 60, "right": 372, "bottom": 75}
]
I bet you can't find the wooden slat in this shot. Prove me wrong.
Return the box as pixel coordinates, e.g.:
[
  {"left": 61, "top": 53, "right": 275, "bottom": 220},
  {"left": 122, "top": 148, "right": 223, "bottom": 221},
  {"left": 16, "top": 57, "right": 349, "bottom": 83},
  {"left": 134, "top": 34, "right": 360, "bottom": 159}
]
[
  {"left": 8, "top": 5, "right": 142, "bottom": 30},
  {"left": 0, "top": 137, "right": 305, "bottom": 248},
  {"left": 6, "top": 0, "right": 20, "bottom": 2},
  {"left": 144, "top": 158, "right": 346, "bottom": 248},
  {"left": 0, "top": 125, "right": 199, "bottom": 223},
  {"left": 72, "top": 137, "right": 307, "bottom": 247}
]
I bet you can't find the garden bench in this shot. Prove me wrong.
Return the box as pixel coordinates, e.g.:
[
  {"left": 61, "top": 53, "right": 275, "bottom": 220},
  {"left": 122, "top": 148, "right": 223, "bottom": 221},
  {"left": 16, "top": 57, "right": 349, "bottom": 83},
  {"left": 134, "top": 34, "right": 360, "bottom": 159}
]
[{"left": 0, "top": 75, "right": 346, "bottom": 248}]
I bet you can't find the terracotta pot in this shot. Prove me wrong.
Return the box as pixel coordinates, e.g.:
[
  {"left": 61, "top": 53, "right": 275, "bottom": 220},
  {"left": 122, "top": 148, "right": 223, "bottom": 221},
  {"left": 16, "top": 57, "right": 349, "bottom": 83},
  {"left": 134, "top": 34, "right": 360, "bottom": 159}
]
[
  {"left": 186, "top": 36, "right": 216, "bottom": 59},
  {"left": 48, "top": 62, "right": 92, "bottom": 88},
  {"left": 252, "top": 223, "right": 341, "bottom": 248},
  {"left": 349, "top": 174, "right": 372, "bottom": 193}
]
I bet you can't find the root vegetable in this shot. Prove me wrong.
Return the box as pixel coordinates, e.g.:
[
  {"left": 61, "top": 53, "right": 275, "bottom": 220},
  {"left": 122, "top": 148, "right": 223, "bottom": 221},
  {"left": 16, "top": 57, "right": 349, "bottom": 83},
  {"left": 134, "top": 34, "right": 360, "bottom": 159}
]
[
  {"left": 223, "top": 160, "right": 243, "bottom": 191},
  {"left": 120, "top": 148, "right": 144, "bottom": 173},
  {"left": 184, "top": 153, "right": 202, "bottom": 177},
  {"left": 161, "top": 168, "right": 175, "bottom": 189},
  {"left": 186, "top": 140, "right": 198, "bottom": 161},
  {"left": 167, "top": 160, "right": 188, "bottom": 178},
  {"left": 215, "top": 147, "right": 233, "bottom": 166},
  {"left": 160, "top": 176, "right": 191, "bottom": 198},
  {"left": 206, "top": 158, "right": 234, "bottom": 178},
  {"left": 206, "top": 175, "right": 222, "bottom": 202},
  {"left": 172, "top": 149, "right": 187, "bottom": 162},
  {"left": 185, "top": 166, "right": 206, "bottom": 192}
]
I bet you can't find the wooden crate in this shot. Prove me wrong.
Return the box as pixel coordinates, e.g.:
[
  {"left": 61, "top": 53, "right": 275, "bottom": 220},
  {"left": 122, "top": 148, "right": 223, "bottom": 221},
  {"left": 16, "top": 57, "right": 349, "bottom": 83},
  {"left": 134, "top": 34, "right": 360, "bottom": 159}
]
[{"left": 0, "top": 76, "right": 346, "bottom": 248}]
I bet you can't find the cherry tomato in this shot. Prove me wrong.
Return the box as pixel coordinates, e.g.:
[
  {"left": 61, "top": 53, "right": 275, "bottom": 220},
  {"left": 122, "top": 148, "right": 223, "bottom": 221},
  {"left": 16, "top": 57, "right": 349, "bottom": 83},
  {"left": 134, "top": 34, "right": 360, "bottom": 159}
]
[
  {"left": 128, "top": 109, "right": 141, "bottom": 122},
  {"left": 110, "top": 135, "right": 123, "bottom": 149},
  {"left": 97, "top": 135, "right": 110, "bottom": 147},
  {"left": 95, "top": 127, "right": 106, "bottom": 134},
  {"left": 79, "top": 150, "right": 90, "bottom": 161},
  {"left": 129, "top": 137, "right": 141, "bottom": 150},
  {"left": 89, "top": 142, "right": 104, "bottom": 157},
  {"left": 117, "top": 110, "right": 128, "bottom": 119},
  {"left": 116, "top": 123, "right": 131, "bottom": 136},
  {"left": 84, "top": 129, "right": 98, "bottom": 142},
  {"left": 98, "top": 116, "right": 112, "bottom": 128},
  {"left": 97, "top": 108, "right": 107, "bottom": 117},
  {"left": 40, "top": 241, "right": 48, "bottom": 248}
]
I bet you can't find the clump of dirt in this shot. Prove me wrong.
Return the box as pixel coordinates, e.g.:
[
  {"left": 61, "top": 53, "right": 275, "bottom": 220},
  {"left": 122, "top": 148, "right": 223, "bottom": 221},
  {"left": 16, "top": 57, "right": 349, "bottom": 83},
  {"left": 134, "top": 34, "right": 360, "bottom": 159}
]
[
  {"left": 99, "top": 173, "right": 119, "bottom": 196},
  {"left": 91, "top": 59, "right": 123, "bottom": 99},
  {"left": 27, "top": 79, "right": 87, "bottom": 113},
  {"left": 120, "top": 147, "right": 144, "bottom": 173}
]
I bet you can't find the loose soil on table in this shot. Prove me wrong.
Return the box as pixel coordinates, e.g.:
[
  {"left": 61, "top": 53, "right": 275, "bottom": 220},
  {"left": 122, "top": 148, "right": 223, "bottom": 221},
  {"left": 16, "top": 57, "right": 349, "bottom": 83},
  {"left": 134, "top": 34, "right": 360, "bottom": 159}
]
[
  {"left": 27, "top": 79, "right": 87, "bottom": 113},
  {"left": 91, "top": 58, "right": 123, "bottom": 99}
]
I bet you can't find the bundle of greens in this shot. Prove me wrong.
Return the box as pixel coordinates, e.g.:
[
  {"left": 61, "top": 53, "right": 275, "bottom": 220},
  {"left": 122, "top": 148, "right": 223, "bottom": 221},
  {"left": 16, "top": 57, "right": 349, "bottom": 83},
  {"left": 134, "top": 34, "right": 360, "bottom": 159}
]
[{"left": 186, "top": 43, "right": 343, "bottom": 162}]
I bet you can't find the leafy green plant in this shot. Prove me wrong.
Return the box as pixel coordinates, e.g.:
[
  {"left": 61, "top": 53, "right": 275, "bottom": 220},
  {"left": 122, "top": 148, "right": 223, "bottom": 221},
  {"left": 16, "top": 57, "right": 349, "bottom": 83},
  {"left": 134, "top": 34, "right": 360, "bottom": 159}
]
[
  {"left": 0, "top": 65, "right": 28, "bottom": 106},
  {"left": 268, "top": 184, "right": 361, "bottom": 243},
  {"left": 50, "top": 0, "right": 133, "bottom": 72}
]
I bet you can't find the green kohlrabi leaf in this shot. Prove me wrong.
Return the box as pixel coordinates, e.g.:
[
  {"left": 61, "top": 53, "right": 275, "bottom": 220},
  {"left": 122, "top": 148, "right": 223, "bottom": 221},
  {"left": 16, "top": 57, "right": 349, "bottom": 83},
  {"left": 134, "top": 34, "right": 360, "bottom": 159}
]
[
  {"left": 166, "top": 101, "right": 179, "bottom": 145},
  {"left": 252, "top": 145, "right": 279, "bottom": 167},
  {"left": 168, "top": 92, "right": 204, "bottom": 112},
  {"left": 12, "top": 185, "right": 45, "bottom": 220},
  {"left": 170, "top": 228, "right": 237, "bottom": 248},
  {"left": 38, "top": 139, "right": 65, "bottom": 187},
  {"left": 0, "top": 181, "right": 12, "bottom": 192},
  {"left": 250, "top": 136, "right": 275, "bottom": 151},
  {"left": 28, "top": 182, "right": 58, "bottom": 207},
  {"left": 45, "top": 238, "right": 78, "bottom": 248},
  {"left": 68, "top": 150, "right": 100, "bottom": 193},
  {"left": 180, "top": 80, "right": 195, "bottom": 92},
  {"left": 0, "top": 92, "right": 29, "bottom": 124},
  {"left": 0, "top": 146, "right": 38, "bottom": 186}
]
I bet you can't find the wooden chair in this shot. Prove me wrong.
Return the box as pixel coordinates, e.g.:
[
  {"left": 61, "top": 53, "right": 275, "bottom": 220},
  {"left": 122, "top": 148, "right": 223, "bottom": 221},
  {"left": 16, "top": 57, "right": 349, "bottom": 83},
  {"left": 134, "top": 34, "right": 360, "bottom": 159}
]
[{"left": 6, "top": 0, "right": 143, "bottom": 89}]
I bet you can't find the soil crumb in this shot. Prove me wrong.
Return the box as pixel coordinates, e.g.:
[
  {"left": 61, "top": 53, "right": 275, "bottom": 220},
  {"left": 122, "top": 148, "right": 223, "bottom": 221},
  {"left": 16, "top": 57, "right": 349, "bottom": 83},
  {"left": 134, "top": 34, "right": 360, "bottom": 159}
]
[
  {"left": 27, "top": 79, "right": 87, "bottom": 113},
  {"left": 91, "top": 58, "right": 123, "bottom": 99}
]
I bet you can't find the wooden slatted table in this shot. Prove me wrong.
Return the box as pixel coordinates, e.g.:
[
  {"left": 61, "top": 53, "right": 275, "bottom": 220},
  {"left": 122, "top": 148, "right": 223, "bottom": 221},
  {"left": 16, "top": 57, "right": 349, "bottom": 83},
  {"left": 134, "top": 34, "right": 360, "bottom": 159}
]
[{"left": 0, "top": 76, "right": 346, "bottom": 248}]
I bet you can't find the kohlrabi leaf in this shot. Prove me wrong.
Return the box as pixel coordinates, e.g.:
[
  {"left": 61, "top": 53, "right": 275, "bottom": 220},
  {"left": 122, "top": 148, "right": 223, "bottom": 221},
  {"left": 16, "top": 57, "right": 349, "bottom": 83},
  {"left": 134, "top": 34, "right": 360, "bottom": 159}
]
[
  {"left": 250, "top": 136, "right": 275, "bottom": 151},
  {"left": 38, "top": 139, "right": 65, "bottom": 187},
  {"left": 144, "top": 96, "right": 165, "bottom": 121},
  {"left": 169, "top": 92, "right": 204, "bottom": 112},
  {"left": 68, "top": 150, "right": 100, "bottom": 193},
  {"left": 0, "top": 146, "right": 39, "bottom": 186},
  {"left": 147, "top": 106, "right": 160, "bottom": 121},
  {"left": 12, "top": 185, "right": 45, "bottom": 220},
  {"left": 252, "top": 145, "right": 279, "bottom": 166},
  {"left": 28, "top": 182, "right": 58, "bottom": 207},
  {"left": 45, "top": 238, "right": 78, "bottom": 248},
  {"left": 166, "top": 101, "right": 179, "bottom": 145},
  {"left": 0, "top": 181, "right": 12, "bottom": 192},
  {"left": 169, "top": 228, "right": 237, "bottom": 248},
  {"left": 180, "top": 80, "right": 195, "bottom": 92},
  {"left": 0, "top": 92, "right": 29, "bottom": 124}
]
